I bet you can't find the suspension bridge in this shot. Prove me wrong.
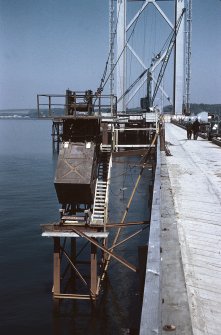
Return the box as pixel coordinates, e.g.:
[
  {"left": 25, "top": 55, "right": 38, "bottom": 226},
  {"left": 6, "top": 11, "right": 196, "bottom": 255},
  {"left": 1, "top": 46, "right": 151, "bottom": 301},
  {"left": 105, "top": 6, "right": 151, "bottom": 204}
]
[{"left": 38, "top": 1, "right": 221, "bottom": 334}]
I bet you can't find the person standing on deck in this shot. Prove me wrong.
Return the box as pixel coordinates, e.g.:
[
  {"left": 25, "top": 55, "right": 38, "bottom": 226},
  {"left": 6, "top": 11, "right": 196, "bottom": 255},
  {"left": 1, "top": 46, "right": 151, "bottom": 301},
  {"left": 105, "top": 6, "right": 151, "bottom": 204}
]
[
  {"left": 192, "top": 118, "right": 200, "bottom": 140},
  {"left": 186, "top": 118, "right": 193, "bottom": 140}
]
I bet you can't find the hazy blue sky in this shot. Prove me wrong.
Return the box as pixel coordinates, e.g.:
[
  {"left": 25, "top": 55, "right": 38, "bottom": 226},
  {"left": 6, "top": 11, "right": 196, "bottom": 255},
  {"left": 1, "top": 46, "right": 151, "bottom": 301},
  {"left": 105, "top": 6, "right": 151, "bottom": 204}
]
[{"left": 0, "top": 0, "right": 220, "bottom": 109}]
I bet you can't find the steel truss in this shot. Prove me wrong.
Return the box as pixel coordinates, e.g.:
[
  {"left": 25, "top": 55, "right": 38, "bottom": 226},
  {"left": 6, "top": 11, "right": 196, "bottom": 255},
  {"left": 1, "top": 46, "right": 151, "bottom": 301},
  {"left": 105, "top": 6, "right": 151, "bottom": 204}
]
[{"left": 111, "top": 0, "right": 186, "bottom": 114}]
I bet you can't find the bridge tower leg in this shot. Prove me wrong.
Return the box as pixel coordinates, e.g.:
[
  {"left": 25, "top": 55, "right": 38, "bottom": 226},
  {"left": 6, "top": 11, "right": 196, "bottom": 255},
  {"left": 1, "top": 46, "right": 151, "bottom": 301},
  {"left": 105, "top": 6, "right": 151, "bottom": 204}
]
[
  {"left": 173, "top": 0, "right": 185, "bottom": 115},
  {"left": 114, "top": 1, "right": 186, "bottom": 114},
  {"left": 116, "top": 0, "right": 127, "bottom": 112}
]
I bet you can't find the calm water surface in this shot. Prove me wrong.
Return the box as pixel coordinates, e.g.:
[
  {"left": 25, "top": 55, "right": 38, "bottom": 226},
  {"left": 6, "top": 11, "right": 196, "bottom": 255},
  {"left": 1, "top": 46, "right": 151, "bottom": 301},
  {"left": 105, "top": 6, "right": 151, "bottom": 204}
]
[{"left": 0, "top": 120, "right": 151, "bottom": 335}]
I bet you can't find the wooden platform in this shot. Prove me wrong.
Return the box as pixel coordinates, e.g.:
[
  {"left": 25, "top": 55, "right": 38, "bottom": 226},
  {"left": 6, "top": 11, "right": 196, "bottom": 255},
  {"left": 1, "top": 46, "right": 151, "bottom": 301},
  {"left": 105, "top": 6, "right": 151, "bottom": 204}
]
[
  {"left": 41, "top": 223, "right": 109, "bottom": 238},
  {"left": 164, "top": 123, "right": 221, "bottom": 335}
]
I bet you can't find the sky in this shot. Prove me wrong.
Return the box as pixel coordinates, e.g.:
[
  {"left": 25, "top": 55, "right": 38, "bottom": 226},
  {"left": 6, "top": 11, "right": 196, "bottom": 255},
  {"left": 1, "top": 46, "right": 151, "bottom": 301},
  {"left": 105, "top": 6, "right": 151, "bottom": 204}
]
[{"left": 0, "top": 0, "right": 220, "bottom": 110}]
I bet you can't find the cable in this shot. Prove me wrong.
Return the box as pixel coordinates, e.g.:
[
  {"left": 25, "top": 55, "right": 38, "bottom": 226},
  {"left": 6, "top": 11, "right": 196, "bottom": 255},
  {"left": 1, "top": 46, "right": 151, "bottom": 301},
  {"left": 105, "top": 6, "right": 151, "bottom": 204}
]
[
  {"left": 99, "top": 10, "right": 141, "bottom": 95},
  {"left": 152, "top": 8, "right": 186, "bottom": 104},
  {"left": 96, "top": 1, "right": 122, "bottom": 95}
]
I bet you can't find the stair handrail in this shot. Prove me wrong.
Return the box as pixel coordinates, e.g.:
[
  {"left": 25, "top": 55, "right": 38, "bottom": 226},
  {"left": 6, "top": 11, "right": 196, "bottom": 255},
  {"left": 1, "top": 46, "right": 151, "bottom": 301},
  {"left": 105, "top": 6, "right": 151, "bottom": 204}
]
[{"left": 104, "top": 153, "right": 112, "bottom": 230}]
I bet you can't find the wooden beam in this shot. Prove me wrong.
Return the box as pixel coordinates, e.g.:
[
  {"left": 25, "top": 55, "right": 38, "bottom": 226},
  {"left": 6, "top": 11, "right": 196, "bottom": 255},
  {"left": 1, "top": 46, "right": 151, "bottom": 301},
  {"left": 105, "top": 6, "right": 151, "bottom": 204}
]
[
  {"left": 113, "top": 149, "right": 154, "bottom": 157},
  {"left": 53, "top": 237, "right": 61, "bottom": 295},
  {"left": 91, "top": 241, "right": 97, "bottom": 296},
  {"left": 109, "top": 226, "right": 148, "bottom": 250},
  {"left": 53, "top": 293, "right": 93, "bottom": 300},
  {"left": 106, "top": 220, "right": 150, "bottom": 228},
  {"left": 72, "top": 228, "right": 137, "bottom": 273}
]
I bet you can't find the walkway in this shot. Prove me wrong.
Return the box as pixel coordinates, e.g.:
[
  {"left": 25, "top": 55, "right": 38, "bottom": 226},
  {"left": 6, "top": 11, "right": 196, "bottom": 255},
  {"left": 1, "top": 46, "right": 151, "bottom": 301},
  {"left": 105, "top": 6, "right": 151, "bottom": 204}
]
[{"left": 164, "top": 123, "right": 221, "bottom": 335}]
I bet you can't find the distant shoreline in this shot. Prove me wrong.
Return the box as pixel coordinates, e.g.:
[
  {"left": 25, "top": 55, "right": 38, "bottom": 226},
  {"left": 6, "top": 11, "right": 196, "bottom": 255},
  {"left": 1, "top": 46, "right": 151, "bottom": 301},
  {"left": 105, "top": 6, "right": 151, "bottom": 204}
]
[
  {"left": 0, "top": 117, "right": 52, "bottom": 120},
  {"left": 0, "top": 103, "right": 220, "bottom": 119}
]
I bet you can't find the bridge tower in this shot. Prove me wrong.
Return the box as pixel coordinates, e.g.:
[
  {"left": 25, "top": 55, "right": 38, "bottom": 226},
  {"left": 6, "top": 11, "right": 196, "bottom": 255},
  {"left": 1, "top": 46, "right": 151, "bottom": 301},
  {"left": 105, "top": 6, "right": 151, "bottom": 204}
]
[
  {"left": 184, "top": 0, "right": 192, "bottom": 115},
  {"left": 116, "top": 0, "right": 127, "bottom": 112},
  {"left": 111, "top": 0, "right": 187, "bottom": 115},
  {"left": 173, "top": 0, "right": 185, "bottom": 115}
]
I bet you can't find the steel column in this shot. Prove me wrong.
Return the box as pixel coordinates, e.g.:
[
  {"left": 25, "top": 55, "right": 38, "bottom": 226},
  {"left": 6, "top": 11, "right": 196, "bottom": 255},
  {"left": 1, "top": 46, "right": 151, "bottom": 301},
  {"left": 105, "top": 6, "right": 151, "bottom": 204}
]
[
  {"left": 117, "top": 0, "right": 127, "bottom": 112},
  {"left": 173, "top": 0, "right": 185, "bottom": 115}
]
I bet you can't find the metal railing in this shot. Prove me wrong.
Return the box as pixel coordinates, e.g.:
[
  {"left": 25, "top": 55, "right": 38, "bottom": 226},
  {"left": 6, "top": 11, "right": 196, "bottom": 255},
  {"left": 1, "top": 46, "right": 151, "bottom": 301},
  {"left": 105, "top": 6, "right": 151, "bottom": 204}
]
[
  {"left": 104, "top": 154, "right": 112, "bottom": 230},
  {"left": 37, "top": 92, "right": 117, "bottom": 118},
  {"left": 139, "top": 139, "right": 162, "bottom": 335}
]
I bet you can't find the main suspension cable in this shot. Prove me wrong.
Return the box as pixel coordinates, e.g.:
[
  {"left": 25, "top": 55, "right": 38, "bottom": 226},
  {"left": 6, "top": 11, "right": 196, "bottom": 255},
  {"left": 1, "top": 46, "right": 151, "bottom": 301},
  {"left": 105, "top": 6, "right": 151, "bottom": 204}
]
[
  {"left": 96, "top": 8, "right": 140, "bottom": 95},
  {"left": 96, "top": 2, "right": 122, "bottom": 95}
]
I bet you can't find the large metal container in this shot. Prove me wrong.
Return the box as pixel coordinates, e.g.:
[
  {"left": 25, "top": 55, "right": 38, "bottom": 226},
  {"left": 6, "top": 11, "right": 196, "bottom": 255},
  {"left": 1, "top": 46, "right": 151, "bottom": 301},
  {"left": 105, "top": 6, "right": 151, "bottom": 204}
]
[{"left": 54, "top": 141, "right": 98, "bottom": 204}]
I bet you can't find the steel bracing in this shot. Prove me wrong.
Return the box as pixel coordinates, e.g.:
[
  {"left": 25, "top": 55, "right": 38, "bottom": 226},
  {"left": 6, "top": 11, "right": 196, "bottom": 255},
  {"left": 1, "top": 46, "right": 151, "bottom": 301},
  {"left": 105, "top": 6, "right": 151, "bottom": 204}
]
[{"left": 110, "top": 0, "right": 187, "bottom": 114}]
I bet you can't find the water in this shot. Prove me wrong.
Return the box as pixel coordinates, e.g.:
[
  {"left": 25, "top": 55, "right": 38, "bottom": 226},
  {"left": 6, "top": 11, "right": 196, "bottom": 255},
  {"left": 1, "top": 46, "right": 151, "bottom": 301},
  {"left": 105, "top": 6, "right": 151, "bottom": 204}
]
[{"left": 0, "top": 119, "right": 151, "bottom": 335}]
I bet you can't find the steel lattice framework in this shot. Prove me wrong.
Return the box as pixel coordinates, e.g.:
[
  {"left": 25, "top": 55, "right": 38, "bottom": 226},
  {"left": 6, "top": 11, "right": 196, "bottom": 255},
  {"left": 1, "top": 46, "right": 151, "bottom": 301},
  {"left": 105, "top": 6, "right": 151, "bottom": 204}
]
[{"left": 111, "top": 0, "right": 188, "bottom": 115}]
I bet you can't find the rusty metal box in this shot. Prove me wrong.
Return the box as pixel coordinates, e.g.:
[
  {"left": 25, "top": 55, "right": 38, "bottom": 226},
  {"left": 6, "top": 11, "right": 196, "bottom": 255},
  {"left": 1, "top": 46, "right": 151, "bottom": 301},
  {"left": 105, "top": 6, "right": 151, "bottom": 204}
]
[{"left": 54, "top": 142, "right": 98, "bottom": 204}]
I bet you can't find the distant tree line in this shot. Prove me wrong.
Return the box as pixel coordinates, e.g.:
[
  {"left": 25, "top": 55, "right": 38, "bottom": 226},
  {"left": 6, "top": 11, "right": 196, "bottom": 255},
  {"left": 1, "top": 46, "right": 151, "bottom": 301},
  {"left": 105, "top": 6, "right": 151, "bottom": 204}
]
[
  {"left": 1, "top": 104, "right": 221, "bottom": 118},
  {"left": 163, "top": 104, "right": 221, "bottom": 117}
]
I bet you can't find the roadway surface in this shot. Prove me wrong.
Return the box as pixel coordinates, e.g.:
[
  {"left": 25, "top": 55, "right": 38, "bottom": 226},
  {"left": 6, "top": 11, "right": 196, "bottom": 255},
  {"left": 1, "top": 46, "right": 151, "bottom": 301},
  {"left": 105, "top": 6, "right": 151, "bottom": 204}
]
[{"left": 164, "top": 123, "right": 221, "bottom": 335}]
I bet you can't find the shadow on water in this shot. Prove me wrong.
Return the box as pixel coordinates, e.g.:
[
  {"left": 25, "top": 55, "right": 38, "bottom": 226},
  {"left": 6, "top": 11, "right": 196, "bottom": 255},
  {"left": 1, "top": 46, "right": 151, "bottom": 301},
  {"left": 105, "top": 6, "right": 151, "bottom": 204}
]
[
  {"left": 52, "top": 278, "right": 142, "bottom": 335},
  {"left": 0, "top": 120, "right": 152, "bottom": 335}
]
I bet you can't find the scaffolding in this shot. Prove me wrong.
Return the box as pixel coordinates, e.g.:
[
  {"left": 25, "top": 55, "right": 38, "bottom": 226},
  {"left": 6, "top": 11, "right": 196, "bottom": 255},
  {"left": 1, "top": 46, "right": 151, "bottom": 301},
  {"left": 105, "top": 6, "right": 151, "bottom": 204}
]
[{"left": 40, "top": 90, "right": 161, "bottom": 303}]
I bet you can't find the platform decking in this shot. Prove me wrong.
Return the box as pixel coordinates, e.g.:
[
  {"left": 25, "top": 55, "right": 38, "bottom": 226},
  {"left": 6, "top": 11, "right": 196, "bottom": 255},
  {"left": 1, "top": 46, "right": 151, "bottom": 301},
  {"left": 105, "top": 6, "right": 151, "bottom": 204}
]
[
  {"left": 161, "top": 152, "right": 193, "bottom": 335},
  {"left": 164, "top": 123, "right": 221, "bottom": 335}
]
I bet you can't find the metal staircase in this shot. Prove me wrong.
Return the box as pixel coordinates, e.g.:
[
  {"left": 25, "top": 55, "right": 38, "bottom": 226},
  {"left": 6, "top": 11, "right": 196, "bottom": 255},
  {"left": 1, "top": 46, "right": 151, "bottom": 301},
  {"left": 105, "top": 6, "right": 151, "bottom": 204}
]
[{"left": 91, "top": 145, "right": 112, "bottom": 225}]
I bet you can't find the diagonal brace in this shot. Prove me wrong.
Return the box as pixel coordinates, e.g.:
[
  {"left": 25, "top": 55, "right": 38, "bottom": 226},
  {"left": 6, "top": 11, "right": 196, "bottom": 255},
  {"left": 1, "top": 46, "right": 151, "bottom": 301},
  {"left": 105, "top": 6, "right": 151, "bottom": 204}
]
[{"left": 71, "top": 228, "right": 137, "bottom": 273}]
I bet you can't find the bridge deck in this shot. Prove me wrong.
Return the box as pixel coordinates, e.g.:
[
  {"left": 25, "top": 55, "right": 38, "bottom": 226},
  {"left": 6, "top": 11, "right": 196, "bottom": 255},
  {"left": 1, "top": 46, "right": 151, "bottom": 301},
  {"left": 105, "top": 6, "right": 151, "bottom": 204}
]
[{"left": 164, "top": 123, "right": 221, "bottom": 335}]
